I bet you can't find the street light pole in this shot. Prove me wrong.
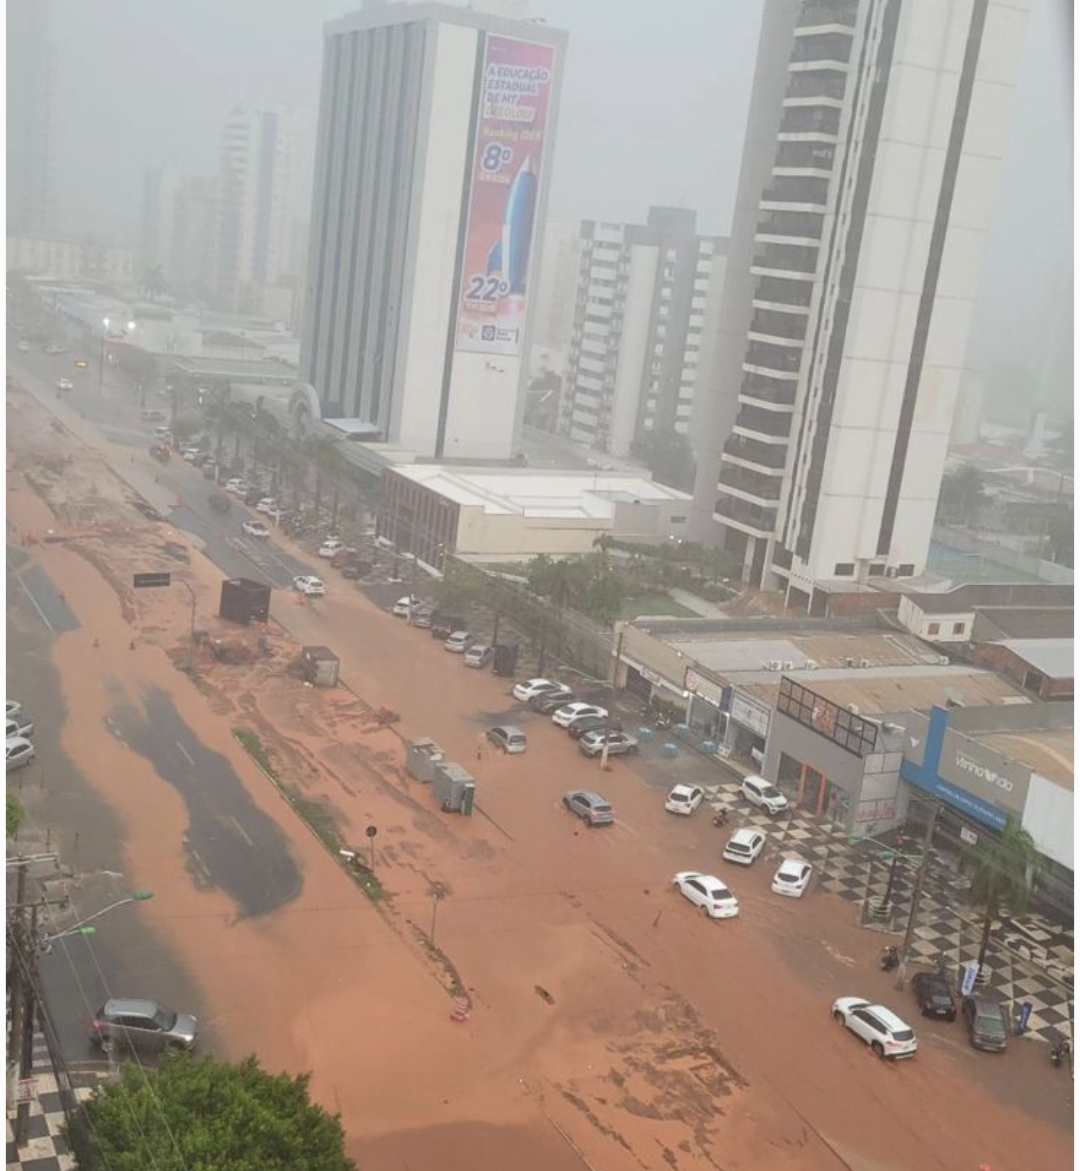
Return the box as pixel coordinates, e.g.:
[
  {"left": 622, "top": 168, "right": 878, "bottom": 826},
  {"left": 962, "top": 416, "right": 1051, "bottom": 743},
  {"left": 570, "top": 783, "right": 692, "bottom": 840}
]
[{"left": 99, "top": 317, "right": 109, "bottom": 391}]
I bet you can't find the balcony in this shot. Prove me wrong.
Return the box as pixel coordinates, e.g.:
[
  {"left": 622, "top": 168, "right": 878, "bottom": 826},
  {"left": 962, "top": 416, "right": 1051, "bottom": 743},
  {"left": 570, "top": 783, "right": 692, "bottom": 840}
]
[
  {"left": 723, "top": 435, "right": 789, "bottom": 470},
  {"left": 779, "top": 107, "right": 841, "bottom": 137},
  {"left": 791, "top": 33, "right": 853, "bottom": 65},
  {"left": 714, "top": 494, "right": 777, "bottom": 535},
  {"left": 796, "top": 0, "right": 857, "bottom": 29},
  {"left": 739, "top": 373, "right": 798, "bottom": 408},
  {"left": 756, "top": 210, "right": 825, "bottom": 241},
  {"left": 785, "top": 71, "right": 848, "bottom": 102},
  {"left": 718, "top": 466, "right": 783, "bottom": 502},
  {"left": 775, "top": 142, "right": 836, "bottom": 171},
  {"left": 745, "top": 340, "right": 803, "bottom": 374},
  {"left": 754, "top": 275, "right": 814, "bottom": 309},
  {"left": 761, "top": 177, "right": 830, "bottom": 208},
  {"left": 749, "top": 308, "right": 809, "bottom": 343}
]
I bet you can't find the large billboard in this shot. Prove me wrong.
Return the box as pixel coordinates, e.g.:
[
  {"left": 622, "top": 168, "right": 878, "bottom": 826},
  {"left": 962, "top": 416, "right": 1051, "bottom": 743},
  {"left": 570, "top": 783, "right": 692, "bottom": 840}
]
[{"left": 455, "top": 35, "right": 556, "bottom": 357}]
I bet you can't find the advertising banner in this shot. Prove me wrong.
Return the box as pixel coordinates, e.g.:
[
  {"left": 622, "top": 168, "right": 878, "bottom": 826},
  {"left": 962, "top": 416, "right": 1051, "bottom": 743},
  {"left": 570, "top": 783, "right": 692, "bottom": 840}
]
[{"left": 455, "top": 35, "right": 556, "bottom": 356}]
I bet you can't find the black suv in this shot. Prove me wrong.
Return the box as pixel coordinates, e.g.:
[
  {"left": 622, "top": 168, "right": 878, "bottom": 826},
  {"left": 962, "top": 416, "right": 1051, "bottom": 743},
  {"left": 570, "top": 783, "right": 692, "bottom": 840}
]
[{"left": 911, "top": 972, "right": 956, "bottom": 1021}]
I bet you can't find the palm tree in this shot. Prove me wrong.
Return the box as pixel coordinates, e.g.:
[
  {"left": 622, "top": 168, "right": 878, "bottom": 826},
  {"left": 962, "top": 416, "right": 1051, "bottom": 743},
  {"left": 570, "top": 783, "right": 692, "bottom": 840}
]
[
  {"left": 961, "top": 814, "right": 1040, "bottom": 972},
  {"left": 304, "top": 435, "right": 345, "bottom": 522}
]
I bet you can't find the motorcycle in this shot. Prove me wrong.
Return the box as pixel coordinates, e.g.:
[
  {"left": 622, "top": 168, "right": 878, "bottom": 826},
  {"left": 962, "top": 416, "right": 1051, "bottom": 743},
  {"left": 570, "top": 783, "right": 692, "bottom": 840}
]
[
  {"left": 712, "top": 810, "right": 730, "bottom": 829},
  {"left": 1050, "top": 1038, "right": 1070, "bottom": 1068},
  {"left": 879, "top": 946, "right": 900, "bottom": 972}
]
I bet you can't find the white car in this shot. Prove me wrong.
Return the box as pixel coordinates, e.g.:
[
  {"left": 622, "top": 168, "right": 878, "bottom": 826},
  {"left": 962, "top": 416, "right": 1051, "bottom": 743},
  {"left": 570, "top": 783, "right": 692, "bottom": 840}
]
[
  {"left": 665, "top": 784, "right": 704, "bottom": 815},
  {"left": 722, "top": 827, "right": 766, "bottom": 866},
  {"left": 512, "top": 678, "right": 567, "bottom": 703},
  {"left": 318, "top": 538, "right": 345, "bottom": 559},
  {"left": 551, "top": 702, "right": 608, "bottom": 728},
  {"left": 672, "top": 871, "right": 739, "bottom": 919},
  {"left": 56, "top": 377, "right": 74, "bottom": 391},
  {"left": 6, "top": 701, "right": 22, "bottom": 720},
  {"left": 224, "top": 478, "right": 250, "bottom": 496},
  {"left": 6, "top": 737, "right": 36, "bottom": 772},
  {"left": 241, "top": 520, "right": 270, "bottom": 539},
  {"left": 182, "top": 448, "right": 202, "bottom": 462},
  {"left": 292, "top": 575, "right": 326, "bottom": 597},
  {"left": 832, "top": 997, "right": 918, "bottom": 1060},
  {"left": 391, "top": 596, "right": 419, "bottom": 618},
  {"left": 6, "top": 718, "right": 34, "bottom": 741},
  {"left": 17, "top": 340, "right": 30, "bottom": 352},
  {"left": 255, "top": 498, "right": 278, "bottom": 514},
  {"left": 741, "top": 775, "right": 789, "bottom": 815},
  {"left": 771, "top": 857, "right": 813, "bottom": 898},
  {"left": 444, "top": 631, "right": 473, "bottom": 653}
]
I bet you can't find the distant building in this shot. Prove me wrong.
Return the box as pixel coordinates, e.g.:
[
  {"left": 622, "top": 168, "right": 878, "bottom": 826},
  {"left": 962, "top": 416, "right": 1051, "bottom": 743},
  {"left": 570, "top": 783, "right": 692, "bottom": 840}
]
[
  {"left": 692, "top": 0, "right": 1034, "bottom": 611},
  {"left": 138, "top": 164, "right": 177, "bottom": 285},
  {"left": 7, "top": 0, "right": 57, "bottom": 236},
  {"left": 216, "top": 108, "right": 294, "bottom": 314},
  {"left": 170, "top": 178, "right": 220, "bottom": 304},
  {"left": 299, "top": 0, "right": 567, "bottom": 460},
  {"left": 530, "top": 221, "right": 582, "bottom": 350},
  {"left": 6, "top": 236, "right": 135, "bottom": 286},
  {"left": 949, "top": 370, "right": 986, "bottom": 449},
  {"left": 560, "top": 208, "right": 726, "bottom": 459}
]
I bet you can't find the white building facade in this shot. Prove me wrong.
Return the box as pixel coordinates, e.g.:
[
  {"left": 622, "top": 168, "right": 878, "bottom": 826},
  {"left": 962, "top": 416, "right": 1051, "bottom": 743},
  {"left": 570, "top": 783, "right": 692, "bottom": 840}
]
[
  {"left": 560, "top": 208, "right": 726, "bottom": 459},
  {"left": 216, "top": 108, "right": 294, "bottom": 314},
  {"left": 695, "top": 0, "right": 1032, "bottom": 611},
  {"left": 299, "top": 0, "right": 567, "bottom": 461}
]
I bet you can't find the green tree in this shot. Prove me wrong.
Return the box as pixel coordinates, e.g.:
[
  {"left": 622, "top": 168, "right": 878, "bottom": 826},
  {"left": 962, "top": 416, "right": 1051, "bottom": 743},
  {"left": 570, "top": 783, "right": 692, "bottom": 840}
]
[
  {"left": 630, "top": 427, "right": 697, "bottom": 492},
  {"left": 304, "top": 435, "right": 346, "bottom": 521},
  {"left": 936, "top": 463, "right": 986, "bottom": 525},
  {"left": 960, "top": 814, "right": 1040, "bottom": 973},
  {"left": 67, "top": 1053, "right": 355, "bottom": 1171},
  {"left": 1045, "top": 502, "right": 1074, "bottom": 567},
  {"left": 171, "top": 412, "right": 202, "bottom": 444},
  {"left": 7, "top": 792, "right": 24, "bottom": 838}
]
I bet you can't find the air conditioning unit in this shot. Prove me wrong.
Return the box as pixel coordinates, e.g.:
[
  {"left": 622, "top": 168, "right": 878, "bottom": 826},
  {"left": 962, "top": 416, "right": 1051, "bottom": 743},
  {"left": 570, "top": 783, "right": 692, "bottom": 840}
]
[
  {"left": 937, "top": 655, "right": 950, "bottom": 666},
  {"left": 846, "top": 657, "right": 855, "bottom": 668},
  {"left": 783, "top": 660, "right": 795, "bottom": 670},
  {"left": 803, "top": 659, "right": 818, "bottom": 670},
  {"left": 860, "top": 659, "right": 873, "bottom": 668},
  {"left": 848, "top": 703, "right": 860, "bottom": 715},
  {"left": 767, "top": 659, "right": 783, "bottom": 671}
]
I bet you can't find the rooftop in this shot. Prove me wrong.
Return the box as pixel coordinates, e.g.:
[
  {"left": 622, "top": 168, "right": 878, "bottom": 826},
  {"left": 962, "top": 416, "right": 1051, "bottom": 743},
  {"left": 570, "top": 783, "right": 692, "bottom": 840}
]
[
  {"left": 994, "top": 638, "right": 1075, "bottom": 680},
  {"left": 978, "top": 728, "right": 1074, "bottom": 791},
  {"left": 973, "top": 607, "right": 1075, "bottom": 641},
  {"left": 391, "top": 465, "right": 690, "bottom": 520},
  {"left": 904, "top": 583, "right": 1074, "bottom": 614}
]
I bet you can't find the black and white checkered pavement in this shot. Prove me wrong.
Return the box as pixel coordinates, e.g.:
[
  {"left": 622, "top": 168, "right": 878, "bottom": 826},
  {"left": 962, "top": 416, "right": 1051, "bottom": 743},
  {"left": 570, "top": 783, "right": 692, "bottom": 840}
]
[{"left": 698, "top": 780, "right": 1074, "bottom": 1045}]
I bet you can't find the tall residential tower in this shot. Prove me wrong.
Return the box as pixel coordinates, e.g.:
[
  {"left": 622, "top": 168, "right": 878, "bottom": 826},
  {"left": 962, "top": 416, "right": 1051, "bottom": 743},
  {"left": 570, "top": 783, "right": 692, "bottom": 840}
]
[
  {"left": 299, "top": 0, "right": 566, "bottom": 459},
  {"left": 691, "top": 0, "right": 1032, "bottom": 610}
]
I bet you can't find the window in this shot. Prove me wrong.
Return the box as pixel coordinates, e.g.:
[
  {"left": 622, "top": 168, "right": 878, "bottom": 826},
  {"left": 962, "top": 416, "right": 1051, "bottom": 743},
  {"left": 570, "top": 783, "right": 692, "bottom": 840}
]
[
  {"left": 952, "top": 622, "right": 965, "bottom": 635},
  {"left": 833, "top": 563, "right": 854, "bottom": 576},
  {"left": 669, "top": 515, "right": 687, "bottom": 524},
  {"left": 898, "top": 563, "right": 915, "bottom": 577},
  {"left": 927, "top": 622, "right": 940, "bottom": 636}
]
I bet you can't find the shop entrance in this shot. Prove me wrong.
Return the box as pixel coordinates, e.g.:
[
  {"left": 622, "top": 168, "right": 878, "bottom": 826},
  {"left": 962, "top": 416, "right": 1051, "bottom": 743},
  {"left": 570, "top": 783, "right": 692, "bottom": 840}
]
[{"left": 778, "top": 753, "right": 850, "bottom": 826}]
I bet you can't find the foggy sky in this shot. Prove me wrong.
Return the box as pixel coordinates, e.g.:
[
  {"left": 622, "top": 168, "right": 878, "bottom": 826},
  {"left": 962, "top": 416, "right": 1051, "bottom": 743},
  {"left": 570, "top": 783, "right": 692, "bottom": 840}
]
[{"left": 41, "top": 0, "right": 1073, "bottom": 406}]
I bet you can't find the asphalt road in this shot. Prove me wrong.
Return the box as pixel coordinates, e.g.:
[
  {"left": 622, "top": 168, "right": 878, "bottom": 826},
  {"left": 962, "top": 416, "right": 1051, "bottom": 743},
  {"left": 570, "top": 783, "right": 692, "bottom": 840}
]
[{"left": 108, "top": 685, "right": 302, "bottom": 919}]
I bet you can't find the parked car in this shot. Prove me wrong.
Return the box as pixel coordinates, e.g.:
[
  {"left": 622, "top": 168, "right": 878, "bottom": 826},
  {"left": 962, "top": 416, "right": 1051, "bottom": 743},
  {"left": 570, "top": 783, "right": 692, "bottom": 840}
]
[
  {"left": 410, "top": 606, "right": 433, "bottom": 627},
  {"left": 89, "top": 998, "right": 198, "bottom": 1055},
  {"left": 341, "top": 560, "right": 372, "bottom": 580},
  {"left": 241, "top": 520, "right": 271, "bottom": 539},
  {"left": 6, "top": 701, "right": 23, "bottom": 720},
  {"left": 487, "top": 725, "right": 527, "bottom": 754},
  {"left": 552, "top": 702, "right": 608, "bottom": 729},
  {"left": 741, "top": 775, "right": 789, "bottom": 815},
  {"left": 330, "top": 547, "right": 359, "bottom": 568},
  {"left": 832, "top": 997, "right": 918, "bottom": 1060},
  {"left": 255, "top": 497, "right": 279, "bottom": 515},
  {"left": 529, "top": 690, "right": 576, "bottom": 714},
  {"left": 181, "top": 447, "right": 202, "bottom": 462},
  {"left": 444, "top": 631, "right": 474, "bottom": 653},
  {"left": 6, "top": 737, "right": 36, "bottom": 772},
  {"left": 142, "top": 409, "right": 167, "bottom": 423},
  {"left": 392, "top": 595, "right": 419, "bottom": 618},
  {"left": 202, "top": 462, "right": 219, "bottom": 481},
  {"left": 6, "top": 718, "right": 34, "bottom": 740},
  {"left": 243, "top": 487, "right": 266, "bottom": 507},
  {"left": 665, "top": 784, "right": 704, "bottom": 816},
  {"left": 512, "top": 678, "right": 568, "bottom": 703},
  {"left": 567, "top": 714, "right": 612, "bottom": 740},
  {"left": 463, "top": 644, "right": 494, "bottom": 668},
  {"left": 672, "top": 872, "right": 739, "bottom": 919},
  {"left": 722, "top": 827, "right": 766, "bottom": 866},
  {"left": 578, "top": 730, "right": 638, "bottom": 758},
  {"left": 154, "top": 425, "right": 173, "bottom": 440},
  {"left": 56, "top": 377, "right": 74, "bottom": 392},
  {"left": 431, "top": 616, "right": 466, "bottom": 640},
  {"left": 911, "top": 972, "right": 957, "bottom": 1022},
  {"left": 224, "top": 478, "right": 251, "bottom": 496},
  {"left": 563, "top": 790, "right": 615, "bottom": 827},
  {"left": 961, "top": 994, "right": 1008, "bottom": 1051},
  {"left": 771, "top": 857, "right": 813, "bottom": 898},
  {"left": 319, "top": 538, "right": 346, "bottom": 559},
  {"left": 292, "top": 575, "right": 326, "bottom": 597}
]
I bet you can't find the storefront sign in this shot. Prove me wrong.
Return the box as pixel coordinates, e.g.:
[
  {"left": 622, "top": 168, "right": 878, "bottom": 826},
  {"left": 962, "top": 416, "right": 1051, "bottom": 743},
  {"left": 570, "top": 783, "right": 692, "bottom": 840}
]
[
  {"left": 684, "top": 667, "right": 723, "bottom": 707},
  {"left": 777, "top": 677, "right": 877, "bottom": 758},
  {"left": 730, "top": 691, "right": 770, "bottom": 739},
  {"left": 937, "top": 729, "right": 1030, "bottom": 814}
]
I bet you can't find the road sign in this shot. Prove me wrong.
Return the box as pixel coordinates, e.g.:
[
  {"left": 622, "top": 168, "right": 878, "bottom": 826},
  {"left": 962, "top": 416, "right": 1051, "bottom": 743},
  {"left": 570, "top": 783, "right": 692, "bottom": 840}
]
[{"left": 133, "top": 572, "right": 171, "bottom": 589}]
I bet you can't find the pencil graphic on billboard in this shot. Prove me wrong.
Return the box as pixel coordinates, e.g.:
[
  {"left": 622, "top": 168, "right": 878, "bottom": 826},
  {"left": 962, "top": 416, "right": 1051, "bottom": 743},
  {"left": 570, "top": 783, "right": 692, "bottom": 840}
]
[{"left": 456, "top": 37, "right": 555, "bottom": 357}]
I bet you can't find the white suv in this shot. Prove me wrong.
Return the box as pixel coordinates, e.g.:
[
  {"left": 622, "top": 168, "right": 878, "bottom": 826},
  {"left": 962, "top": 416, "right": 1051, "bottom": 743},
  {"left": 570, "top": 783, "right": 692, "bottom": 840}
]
[
  {"left": 741, "top": 774, "right": 789, "bottom": 815},
  {"left": 832, "top": 997, "right": 918, "bottom": 1060}
]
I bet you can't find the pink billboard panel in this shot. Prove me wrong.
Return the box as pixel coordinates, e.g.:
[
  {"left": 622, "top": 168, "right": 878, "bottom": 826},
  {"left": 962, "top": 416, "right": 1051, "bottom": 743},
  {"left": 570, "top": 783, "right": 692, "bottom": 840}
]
[{"left": 455, "top": 35, "right": 556, "bottom": 357}]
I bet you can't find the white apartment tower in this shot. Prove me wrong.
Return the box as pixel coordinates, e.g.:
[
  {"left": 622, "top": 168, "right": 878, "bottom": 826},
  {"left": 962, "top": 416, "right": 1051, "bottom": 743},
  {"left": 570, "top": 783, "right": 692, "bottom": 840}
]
[
  {"left": 692, "top": 0, "right": 1033, "bottom": 611},
  {"left": 561, "top": 207, "right": 726, "bottom": 459},
  {"left": 300, "top": 0, "right": 566, "bottom": 459},
  {"left": 216, "top": 108, "right": 293, "bottom": 313},
  {"left": 170, "top": 178, "right": 220, "bottom": 304}
]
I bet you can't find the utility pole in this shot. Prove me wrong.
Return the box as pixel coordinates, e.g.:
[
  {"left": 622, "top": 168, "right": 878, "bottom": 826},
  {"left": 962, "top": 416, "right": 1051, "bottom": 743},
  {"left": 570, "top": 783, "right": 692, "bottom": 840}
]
[
  {"left": 896, "top": 804, "right": 941, "bottom": 990},
  {"left": 8, "top": 858, "right": 40, "bottom": 1145}
]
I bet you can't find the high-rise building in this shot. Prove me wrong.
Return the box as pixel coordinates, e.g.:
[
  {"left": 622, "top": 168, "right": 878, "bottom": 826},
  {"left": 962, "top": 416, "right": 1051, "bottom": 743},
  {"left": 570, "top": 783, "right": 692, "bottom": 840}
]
[
  {"left": 530, "top": 221, "right": 582, "bottom": 351},
  {"left": 216, "top": 108, "right": 293, "bottom": 313},
  {"left": 691, "top": 0, "right": 1032, "bottom": 610},
  {"left": 559, "top": 207, "right": 726, "bottom": 459},
  {"left": 170, "top": 178, "right": 220, "bottom": 304},
  {"left": 138, "top": 164, "right": 178, "bottom": 286},
  {"left": 7, "top": 0, "right": 57, "bottom": 236},
  {"left": 299, "top": 0, "right": 566, "bottom": 460}
]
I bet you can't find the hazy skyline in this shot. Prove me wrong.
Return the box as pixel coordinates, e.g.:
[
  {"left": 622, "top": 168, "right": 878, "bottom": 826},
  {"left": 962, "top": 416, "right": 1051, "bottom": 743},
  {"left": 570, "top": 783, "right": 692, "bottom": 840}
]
[{"left": 32, "top": 0, "right": 1075, "bottom": 409}]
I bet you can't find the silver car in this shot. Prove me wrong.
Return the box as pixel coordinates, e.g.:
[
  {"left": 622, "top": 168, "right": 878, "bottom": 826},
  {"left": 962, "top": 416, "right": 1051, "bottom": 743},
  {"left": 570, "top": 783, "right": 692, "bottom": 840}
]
[
  {"left": 6, "top": 736, "right": 35, "bottom": 772},
  {"left": 90, "top": 998, "right": 198, "bottom": 1055}
]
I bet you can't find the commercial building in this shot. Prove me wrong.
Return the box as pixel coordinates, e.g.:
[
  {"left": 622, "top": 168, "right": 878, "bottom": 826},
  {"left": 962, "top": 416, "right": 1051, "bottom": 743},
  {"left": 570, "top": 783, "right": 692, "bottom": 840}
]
[
  {"left": 169, "top": 178, "right": 221, "bottom": 304},
  {"left": 216, "top": 108, "right": 294, "bottom": 314},
  {"left": 691, "top": 0, "right": 1033, "bottom": 608},
  {"left": 7, "top": 237, "right": 135, "bottom": 287},
  {"left": 7, "top": 0, "right": 57, "bottom": 236},
  {"left": 299, "top": 0, "right": 566, "bottom": 461},
  {"left": 378, "top": 465, "right": 691, "bottom": 564},
  {"left": 559, "top": 208, "right": 726, "bottom": 459}
]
